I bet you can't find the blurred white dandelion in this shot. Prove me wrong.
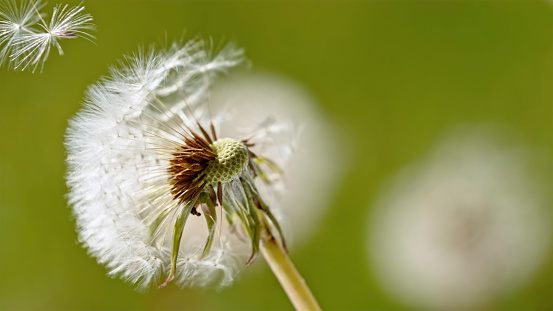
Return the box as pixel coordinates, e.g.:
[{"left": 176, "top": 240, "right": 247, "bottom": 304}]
[
  {"left": 65, "top": 39, "right": 338, "bottom": 292},
  {"left": 0, "top": 0, "right": 94, "bottom": 72},
  {"left": 368, "top": 126, "right": 551, "bottom": 310},
  {"left": 208, "top": 71, "right": 343, "bottom": 247}
]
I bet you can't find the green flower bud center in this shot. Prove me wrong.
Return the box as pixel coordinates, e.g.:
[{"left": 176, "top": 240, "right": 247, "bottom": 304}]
[{"left": 202, "top": 138, "right": 249, "bottom": 185}]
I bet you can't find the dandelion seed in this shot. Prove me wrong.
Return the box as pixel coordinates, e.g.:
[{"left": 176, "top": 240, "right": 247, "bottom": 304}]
[
  {"left": 64, "top": 40, "right": 332, "bottom": 295},
  {"left": 0, "top": 0, "right": 94, "bottom": 72}
]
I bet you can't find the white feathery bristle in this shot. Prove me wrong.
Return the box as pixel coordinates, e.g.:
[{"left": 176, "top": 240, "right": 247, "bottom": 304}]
[{"left": 0, "top": 0, "right": 42, "bottom": 66}]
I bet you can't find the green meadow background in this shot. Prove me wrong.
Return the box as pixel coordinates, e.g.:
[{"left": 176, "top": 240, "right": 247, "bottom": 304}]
[{"left": 1, "top": 1, "right": 552, "bottom": 310}]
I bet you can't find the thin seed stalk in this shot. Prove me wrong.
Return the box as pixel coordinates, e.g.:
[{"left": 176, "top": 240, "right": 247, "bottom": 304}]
[
  {"left": 29, "top": 0, "right": 47, "bottom": 26},
  {"left": 260, "top": 232, "right": 321, "bottom": 311}
]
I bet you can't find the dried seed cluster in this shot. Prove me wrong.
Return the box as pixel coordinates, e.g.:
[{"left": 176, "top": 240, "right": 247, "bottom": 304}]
[{"left": 168, "top": 134, "right": 217, "bottom": 205}]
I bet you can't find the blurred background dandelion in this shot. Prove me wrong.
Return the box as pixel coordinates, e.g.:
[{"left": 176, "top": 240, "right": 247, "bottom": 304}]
[{"left": 0, "top": 1, "right": 551, "bottom": 310}]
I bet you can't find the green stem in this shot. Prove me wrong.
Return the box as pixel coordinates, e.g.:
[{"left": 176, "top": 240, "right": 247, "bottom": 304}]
[{"left": 261, "top": 234, "right": 321, "bottom": 311}]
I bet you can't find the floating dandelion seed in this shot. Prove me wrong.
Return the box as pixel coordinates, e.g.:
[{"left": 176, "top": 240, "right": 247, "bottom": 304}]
[
  {"left": 65, "top": 39, "right": 326, "bottom": 305},
  {"left": 0, "top": 0, "right": 95, "bottom": 72}
]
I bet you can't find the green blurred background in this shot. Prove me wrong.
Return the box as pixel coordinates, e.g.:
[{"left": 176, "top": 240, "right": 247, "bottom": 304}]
[{"left": 1, "top": 1, "right": 552, "bottom": 310}]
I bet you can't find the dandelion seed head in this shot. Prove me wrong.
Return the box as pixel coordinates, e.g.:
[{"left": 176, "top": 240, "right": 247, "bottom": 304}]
[{"left": 65, "top": 39, "right": 338, "bottom": 291}]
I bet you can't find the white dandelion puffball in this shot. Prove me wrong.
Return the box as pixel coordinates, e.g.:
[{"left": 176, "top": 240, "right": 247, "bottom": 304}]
[
  {"left": 368, "top": 126, "right": 551, "bottom": 310},
  {"left": 208, "top": 71, "right": 343, "bottom": 246},
  {"left": 65, "top": 39, "right": 338, "bottom": 290}
]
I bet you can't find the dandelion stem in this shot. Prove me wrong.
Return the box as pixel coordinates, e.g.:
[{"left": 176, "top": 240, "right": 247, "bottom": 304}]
[{"left": 261, "top": 233, "right": 321, "bottom": 311}]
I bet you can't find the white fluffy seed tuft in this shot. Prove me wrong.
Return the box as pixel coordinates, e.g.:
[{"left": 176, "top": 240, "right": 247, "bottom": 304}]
[
  {"left": 0, "top": 0, "right": 95, "bottom": 72},
  {"left": 65, "top": 40, "right": 247, "bottom": 290}
]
